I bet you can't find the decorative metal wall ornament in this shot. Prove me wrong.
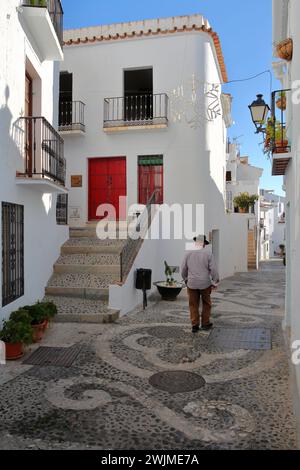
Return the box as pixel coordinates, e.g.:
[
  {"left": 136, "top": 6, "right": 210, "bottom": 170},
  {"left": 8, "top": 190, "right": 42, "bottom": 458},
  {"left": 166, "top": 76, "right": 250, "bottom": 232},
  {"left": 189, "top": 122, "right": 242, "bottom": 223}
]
[{"left": 169, "top": 74, "right": 222, "bottom": 129}]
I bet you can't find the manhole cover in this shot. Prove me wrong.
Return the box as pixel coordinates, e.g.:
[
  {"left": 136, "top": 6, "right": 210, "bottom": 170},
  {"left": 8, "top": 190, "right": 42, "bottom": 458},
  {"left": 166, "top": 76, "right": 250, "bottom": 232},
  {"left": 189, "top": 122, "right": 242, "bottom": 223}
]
[
  {"left": 149, "top": 371, "right": 206, "bottom": 393},
  {"left": 146, "top": 326, "right": 185, "bottom": 339},
  {"left": 23, "top": 346, "right": 81, "bottom": 367},
  {"left": 207, "top": 327, "right": 271, "bottom": 350}
]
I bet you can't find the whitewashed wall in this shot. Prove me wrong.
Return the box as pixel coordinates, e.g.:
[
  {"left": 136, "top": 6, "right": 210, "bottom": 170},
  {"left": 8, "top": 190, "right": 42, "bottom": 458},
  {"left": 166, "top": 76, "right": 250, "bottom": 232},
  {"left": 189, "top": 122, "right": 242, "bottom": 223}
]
[{"left": 0, "top": 1, "right": 68, "bottom": 322}]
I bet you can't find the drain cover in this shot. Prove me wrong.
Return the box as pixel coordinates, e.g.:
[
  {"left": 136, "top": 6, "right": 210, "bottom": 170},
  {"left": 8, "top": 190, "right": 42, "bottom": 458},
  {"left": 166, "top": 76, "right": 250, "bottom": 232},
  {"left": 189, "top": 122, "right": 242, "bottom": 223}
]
[
  {"left": 23, "top": 346, "right": 81, "bottom": 367},
  {"left": 149, "top": 371, "right": 206, "bottom": 393},
  {"left": 208, "top": 327, "right": 271, "bottom": 350}
]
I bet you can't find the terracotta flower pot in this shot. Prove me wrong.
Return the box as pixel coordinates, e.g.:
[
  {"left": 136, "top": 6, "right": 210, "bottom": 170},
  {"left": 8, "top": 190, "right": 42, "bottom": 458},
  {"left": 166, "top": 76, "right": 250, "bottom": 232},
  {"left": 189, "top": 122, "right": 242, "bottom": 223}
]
[
  {"left": 276, "top": 38, "right": 293, "bottom": 61},
  {"left": 239, "top": 207, "right": 248, "bottom": 214},
  {"left": 276, "top": 97, "right": 286, "bottom": 111},
  {"left": 32, "top": 321, "right": 47, "bottom": 343},
  {"left": 274, "top": 140, "right": 289, "bottom": 153},
  {"left": 5, "top": 342, "right": 24, "bottom": 361}
]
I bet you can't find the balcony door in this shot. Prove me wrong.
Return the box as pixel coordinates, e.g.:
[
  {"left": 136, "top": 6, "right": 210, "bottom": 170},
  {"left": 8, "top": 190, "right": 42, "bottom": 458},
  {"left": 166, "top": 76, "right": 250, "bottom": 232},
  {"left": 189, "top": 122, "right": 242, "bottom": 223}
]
[
  {"left": 59, "top": 72, "right": 73, "bottom": 126},
  {"left": 88, "top": 157, "right": 127, "bottom": 221},
  {"left": 124, "top": 68, "right": 153, "bottom": 121},
  {"left": 25, "top": 73, "right": 33, "bottom": 175}
]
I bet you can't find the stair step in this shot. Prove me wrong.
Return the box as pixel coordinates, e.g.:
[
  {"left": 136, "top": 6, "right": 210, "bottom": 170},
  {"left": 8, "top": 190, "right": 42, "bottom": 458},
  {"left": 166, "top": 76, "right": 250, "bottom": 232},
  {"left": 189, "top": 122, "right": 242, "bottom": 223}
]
[
  {"left": 53, "top": 264, "right": 120, "bottom": 275},
  {"left": 44, "top": 295, "right": 119, "bottom": 324},
  {"left": 46, "top": 272, "right": 117, "bottom": 293},
  {"left": 70, "top": 227, "right": 129, "bottom": 239},
  {"left": 62, "top": 238, "right": 125, "bottom": 254},
  {"left": 45, "top": 286, "right": 109, "bottom": 299},
  {"left": 56, "top": 253, "right": 120, "bottom": 266}
]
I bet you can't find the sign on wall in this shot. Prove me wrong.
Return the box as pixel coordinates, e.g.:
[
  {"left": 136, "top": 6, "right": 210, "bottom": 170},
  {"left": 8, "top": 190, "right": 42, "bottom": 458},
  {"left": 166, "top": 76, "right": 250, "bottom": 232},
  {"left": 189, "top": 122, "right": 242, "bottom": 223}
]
[{"left": 71, "top": 175, "right": 83, "bottom": 188}]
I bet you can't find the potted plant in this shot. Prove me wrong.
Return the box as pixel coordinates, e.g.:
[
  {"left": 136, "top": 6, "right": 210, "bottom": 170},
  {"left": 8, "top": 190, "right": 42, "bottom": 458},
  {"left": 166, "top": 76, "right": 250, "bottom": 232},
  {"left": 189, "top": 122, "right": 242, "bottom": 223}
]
[
  {"left": 154, "top": 261, "right": 185, "bottom": 301},
  {"left": 276, "top": 91, "right": 287, "bottom": 111},
  {"left": 0, "top": 319, "right": 33, "bottom": 360},
  {"left": 276, "top": 38, "right": 293, "bottom": 61},
  {"left": 233, "top": 193, "right": 258, "bottom": 214},
  {"left": 41, "top": 301, "right": 58, "bottom": 328},
  {"left": 23, "top": 303, "right": 49, "bottom": 342}
]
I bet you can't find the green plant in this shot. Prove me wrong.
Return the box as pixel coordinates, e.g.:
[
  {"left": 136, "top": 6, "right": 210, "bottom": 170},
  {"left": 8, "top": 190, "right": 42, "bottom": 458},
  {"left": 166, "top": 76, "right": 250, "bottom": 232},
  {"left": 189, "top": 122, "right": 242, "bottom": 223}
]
[
  {"left": 23, "top": 303, "right": 49, "bottom": 325},
  {"left": 233, "top": 193, "right": 258, "bottom": 211},
  {"left": 10, "top": 309, "right": 32, "bottom": 325},
  {"left": 164, "top": 261, "right": 177, "bottom": 285},
  {"left": 30, "top": 0, "right": 47, "bottom": 6},
  {"left": 0, "top": 319, "right": 33, "bottom": 345},
  {"left": 41, "top": 301, "right": 58, "bottom": 320}
]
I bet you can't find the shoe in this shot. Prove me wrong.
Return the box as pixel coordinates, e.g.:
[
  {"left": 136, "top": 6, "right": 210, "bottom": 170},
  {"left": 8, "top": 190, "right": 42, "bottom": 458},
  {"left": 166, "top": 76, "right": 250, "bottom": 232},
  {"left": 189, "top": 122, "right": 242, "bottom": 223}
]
[
  {"left": 192, "top": 325, "right": 200, "bottom": 333},
  {"left": 201, "top": 323, "right": 213, "bottom": 331}
]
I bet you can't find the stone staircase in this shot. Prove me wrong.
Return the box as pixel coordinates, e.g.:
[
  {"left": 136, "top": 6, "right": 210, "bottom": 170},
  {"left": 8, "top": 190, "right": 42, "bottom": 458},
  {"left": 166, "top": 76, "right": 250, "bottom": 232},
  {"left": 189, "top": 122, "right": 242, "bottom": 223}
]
[
  {"left": 248, "top": 229, "right": 257, "bottom": 271},
  {"left": 45, "top": 223, "right": 127, "bottom": 323}
]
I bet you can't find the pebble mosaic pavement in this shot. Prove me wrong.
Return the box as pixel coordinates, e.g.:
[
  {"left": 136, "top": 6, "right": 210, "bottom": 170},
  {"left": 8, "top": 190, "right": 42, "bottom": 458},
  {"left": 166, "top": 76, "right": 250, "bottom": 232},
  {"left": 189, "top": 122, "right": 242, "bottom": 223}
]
[{"left": 0, "top": 260, "right": 298, "bottom": 450}]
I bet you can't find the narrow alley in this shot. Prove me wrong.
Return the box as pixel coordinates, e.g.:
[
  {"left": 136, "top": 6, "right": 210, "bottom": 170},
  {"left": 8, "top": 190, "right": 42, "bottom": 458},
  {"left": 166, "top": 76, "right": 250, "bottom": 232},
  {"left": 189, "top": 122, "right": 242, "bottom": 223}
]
[{"left": 0, "top": 260, "right": 297, "bottom": 450}]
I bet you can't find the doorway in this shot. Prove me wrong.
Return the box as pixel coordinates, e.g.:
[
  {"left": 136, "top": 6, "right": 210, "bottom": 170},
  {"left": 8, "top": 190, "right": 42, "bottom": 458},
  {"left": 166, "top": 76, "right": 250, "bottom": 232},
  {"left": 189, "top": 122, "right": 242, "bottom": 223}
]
[
  {"left": 25, "top": 72, "right": 33, "bottom": 175},
  {"left": 88, "top": 157, "right": 127, "bottom": 221},
  {"left": 124, "top": 68, "right": 153, "bottom": 121},
  {"left": 138, "top": 155, "right": 163, "bottom": 205}
]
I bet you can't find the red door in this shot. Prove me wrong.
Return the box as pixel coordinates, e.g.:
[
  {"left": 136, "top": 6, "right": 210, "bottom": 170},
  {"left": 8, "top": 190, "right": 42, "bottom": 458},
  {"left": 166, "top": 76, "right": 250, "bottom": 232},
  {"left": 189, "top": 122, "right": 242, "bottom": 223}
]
[
  {"left": 138, "top": 164, "right": 164, "bottom": 205},
  {"left": 88, "top": 157, "right": 126, "bottom": 220}
]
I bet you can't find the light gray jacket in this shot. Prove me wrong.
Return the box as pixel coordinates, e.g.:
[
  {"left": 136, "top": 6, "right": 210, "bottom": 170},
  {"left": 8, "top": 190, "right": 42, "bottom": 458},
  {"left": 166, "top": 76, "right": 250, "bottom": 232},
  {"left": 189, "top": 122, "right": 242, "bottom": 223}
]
[{"left": 181, "top": 248, "right": 219, "bottom": 290}]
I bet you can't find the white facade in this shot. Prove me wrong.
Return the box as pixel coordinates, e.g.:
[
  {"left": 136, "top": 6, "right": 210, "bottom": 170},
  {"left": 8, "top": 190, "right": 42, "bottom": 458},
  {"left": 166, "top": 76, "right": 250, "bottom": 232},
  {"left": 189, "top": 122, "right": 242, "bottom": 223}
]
[
  {"left": 0, "top": 0, "right": 68, "bottom": 322},
  {"left": 272, "top": 0, "right": 300, "bottom": 427},
  {"left": 259, "top": 190, "right": 286, "bottom": 261},
  {"left": 62, "top": 14, "right": 249, "bottom": 309}
]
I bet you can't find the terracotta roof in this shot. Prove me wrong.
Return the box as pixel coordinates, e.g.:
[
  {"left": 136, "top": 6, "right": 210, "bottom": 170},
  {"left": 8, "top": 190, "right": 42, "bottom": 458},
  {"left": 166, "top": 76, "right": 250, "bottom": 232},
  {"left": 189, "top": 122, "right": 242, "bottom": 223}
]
[{"left": 63, "top": 15, "right": 228, "bottom": 83}]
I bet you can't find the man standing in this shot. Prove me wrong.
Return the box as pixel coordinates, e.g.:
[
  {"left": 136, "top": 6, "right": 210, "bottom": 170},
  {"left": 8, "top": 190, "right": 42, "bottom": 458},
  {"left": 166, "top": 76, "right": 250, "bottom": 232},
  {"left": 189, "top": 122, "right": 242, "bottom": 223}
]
[{"left": 181, "top": 235, "right": 219, "bottom": 333}]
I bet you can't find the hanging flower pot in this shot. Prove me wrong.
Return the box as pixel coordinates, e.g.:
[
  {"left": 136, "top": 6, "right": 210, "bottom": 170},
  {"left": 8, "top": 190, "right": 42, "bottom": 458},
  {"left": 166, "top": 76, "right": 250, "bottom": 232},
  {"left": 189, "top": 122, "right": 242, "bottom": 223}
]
[
  {"left": 276, "top": 94, "right": 286, "bottom": 111},
  {"left": 276, "top": 38, "right": 293, "bottom": 61}
]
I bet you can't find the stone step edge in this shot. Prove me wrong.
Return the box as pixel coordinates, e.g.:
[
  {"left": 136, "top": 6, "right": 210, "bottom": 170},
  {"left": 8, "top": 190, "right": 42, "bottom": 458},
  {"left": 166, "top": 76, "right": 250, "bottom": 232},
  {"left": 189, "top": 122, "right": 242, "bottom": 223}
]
[
  {"left": 53, "top": 264, "right": 121, "bottom": 275},
  {"left": 53, "top": 310, "right": 120, "bottom": 324},
  {"left": 61, "top": 246, "right": 123, "bottom": 255},
  {"left": 45, "top": 287, "right": 109, "bottom": 299}
]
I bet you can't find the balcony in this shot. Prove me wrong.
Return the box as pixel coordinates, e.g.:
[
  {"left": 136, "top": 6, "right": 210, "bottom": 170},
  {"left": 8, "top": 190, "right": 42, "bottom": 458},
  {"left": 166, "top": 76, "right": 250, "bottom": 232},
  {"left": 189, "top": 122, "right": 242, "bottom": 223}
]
[
  {"left": 16, "top": 117, "right": 66, "bottom": 193},
  {"left": 103, "top": 93, "right": 169, "bottom": 132},
  {"left": 20, "top": 0, "right": 63, "bottom": 61},
  {"left": 266, "top": 89, "right": 292, "bottom": 176},
  {"left": 58, "top": 101, "right": 85, "bottom": 135}
]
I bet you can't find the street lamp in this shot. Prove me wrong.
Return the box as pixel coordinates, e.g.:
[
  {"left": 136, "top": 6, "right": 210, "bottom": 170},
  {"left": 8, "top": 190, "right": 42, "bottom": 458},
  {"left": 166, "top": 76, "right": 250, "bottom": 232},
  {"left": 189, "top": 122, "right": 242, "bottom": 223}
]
[{"left": 248, "top": 94, "right": 270, "bottom": 133}]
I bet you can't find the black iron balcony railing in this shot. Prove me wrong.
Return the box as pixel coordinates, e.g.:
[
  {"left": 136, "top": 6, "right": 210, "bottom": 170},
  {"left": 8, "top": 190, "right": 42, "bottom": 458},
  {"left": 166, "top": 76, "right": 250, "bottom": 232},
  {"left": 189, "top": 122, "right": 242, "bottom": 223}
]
[
  {"left": 19, "top": 117, "right": 66, "bottom": 186},
  {"left": 22, "top": 0, "right": 63, "bottom": 46},
  {"left": 59, "top": 101, "right": 85, "bottom": 132},
  {"left": 104, "top": 93, "right": 169, "bottom": 128},
  {"left": 267, "top": 89, "right": 291, "bottom": 154}
]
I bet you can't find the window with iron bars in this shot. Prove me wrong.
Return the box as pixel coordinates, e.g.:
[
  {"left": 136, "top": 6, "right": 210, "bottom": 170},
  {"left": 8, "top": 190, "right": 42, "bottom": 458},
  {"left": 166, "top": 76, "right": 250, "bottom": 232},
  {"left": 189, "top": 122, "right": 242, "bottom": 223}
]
[
  {"left": 56, "top": 194, "right": 68, "bottom": 225},
  {"left": 2, "top": 203, "right": 24, "bottom": 307}
]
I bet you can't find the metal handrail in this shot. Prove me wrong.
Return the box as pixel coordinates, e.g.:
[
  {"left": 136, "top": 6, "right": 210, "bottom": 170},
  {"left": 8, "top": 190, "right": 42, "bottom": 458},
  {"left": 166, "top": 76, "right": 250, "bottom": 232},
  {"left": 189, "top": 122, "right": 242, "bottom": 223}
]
[
  {"left": 120, "top": 190, "right": 160, "bottom": 282},
  {"left": 59, "top": 101, "right": 85, "bottom": 129}
]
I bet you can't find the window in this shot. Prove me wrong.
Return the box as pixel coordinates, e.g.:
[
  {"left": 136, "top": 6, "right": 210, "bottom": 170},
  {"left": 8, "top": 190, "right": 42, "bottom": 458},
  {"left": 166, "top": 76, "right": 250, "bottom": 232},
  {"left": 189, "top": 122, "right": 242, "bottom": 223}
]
[
  {"left": 56, "top": 194, "right": 68, "bottom": 225},
  {"left": 59, "top": 72, "right": 73, "bottom": 126},
  {"left": 2, "top": 203, "right": 24, "bottom": 307},
  {"left": 226, "top": 171, "right": 232, "bottom": 182},
  {"left": 138, "top": 155, "right": 163, "bottom": 205}
]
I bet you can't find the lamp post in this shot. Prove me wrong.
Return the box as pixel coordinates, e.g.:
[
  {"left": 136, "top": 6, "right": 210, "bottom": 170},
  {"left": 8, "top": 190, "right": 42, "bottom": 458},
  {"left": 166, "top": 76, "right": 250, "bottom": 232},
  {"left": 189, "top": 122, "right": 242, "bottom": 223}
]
[{"left": 248, "top": 94, "right": 270, "bottom": 134}]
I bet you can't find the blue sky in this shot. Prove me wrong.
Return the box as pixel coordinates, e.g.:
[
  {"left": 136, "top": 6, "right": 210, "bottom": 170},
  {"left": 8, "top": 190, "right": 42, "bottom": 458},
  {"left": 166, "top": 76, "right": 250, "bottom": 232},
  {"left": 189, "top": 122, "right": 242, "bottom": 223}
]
[{"left": 62, "top": 0, "right": 283, "bottom": 195}]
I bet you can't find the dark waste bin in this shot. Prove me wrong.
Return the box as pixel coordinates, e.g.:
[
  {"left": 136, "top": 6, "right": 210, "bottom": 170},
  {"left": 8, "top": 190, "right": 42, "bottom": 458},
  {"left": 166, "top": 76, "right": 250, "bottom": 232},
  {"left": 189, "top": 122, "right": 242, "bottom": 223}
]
[
  {"left": 135, "top": 269, "right": 152, "bottom": 291},
  {"left": 135, "top": 269, "right": 152, "bottom": 309}
]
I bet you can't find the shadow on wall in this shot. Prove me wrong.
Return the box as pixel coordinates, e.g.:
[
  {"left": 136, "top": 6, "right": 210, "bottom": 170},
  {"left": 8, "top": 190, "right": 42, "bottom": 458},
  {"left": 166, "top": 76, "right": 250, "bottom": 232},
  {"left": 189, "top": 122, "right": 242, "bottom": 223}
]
[{"left": 0, "top": 85, "right": 24, "bottom": 179}]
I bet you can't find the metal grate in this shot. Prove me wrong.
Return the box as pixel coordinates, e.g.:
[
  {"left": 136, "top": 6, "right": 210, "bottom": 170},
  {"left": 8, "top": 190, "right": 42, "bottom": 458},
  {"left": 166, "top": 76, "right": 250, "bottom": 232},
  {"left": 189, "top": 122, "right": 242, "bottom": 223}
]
[
  {"left": 207, "top": 327, "right": 272, "bottom": 351},
  {"left": 23, "top": 345, "right": 81, "bottom": 367},
  {"left": 56, "top": 194, "right": 68, "bottom": 225},
  {"left": 2, "top": 203, "right": 24, "bottom": 307}
]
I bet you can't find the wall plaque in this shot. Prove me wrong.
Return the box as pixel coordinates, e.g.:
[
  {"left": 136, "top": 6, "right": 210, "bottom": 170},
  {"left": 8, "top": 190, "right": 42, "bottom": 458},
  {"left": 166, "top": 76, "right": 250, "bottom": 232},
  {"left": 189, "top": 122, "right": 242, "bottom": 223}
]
[{"left": 71, "top": 175, "right": 82, "bottom": 188}]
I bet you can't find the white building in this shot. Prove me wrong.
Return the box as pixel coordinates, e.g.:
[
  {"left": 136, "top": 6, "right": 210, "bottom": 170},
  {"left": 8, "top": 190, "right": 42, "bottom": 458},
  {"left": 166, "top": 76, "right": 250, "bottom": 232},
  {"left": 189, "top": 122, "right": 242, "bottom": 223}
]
[
  {"left": 226, "top": 142, "right": 263, "bottom": 269},
  {"left": 0, "top": 0, "right": 68, "bottom": 322},
  {"left": 259, "top": 190, "right": 285, "bottom": 261},
  {"left": 59, "top": 14, "right": 251, "bottom": 314},
  {"left": 272, "top": 0, "right": 300, "bottom": 430}
]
